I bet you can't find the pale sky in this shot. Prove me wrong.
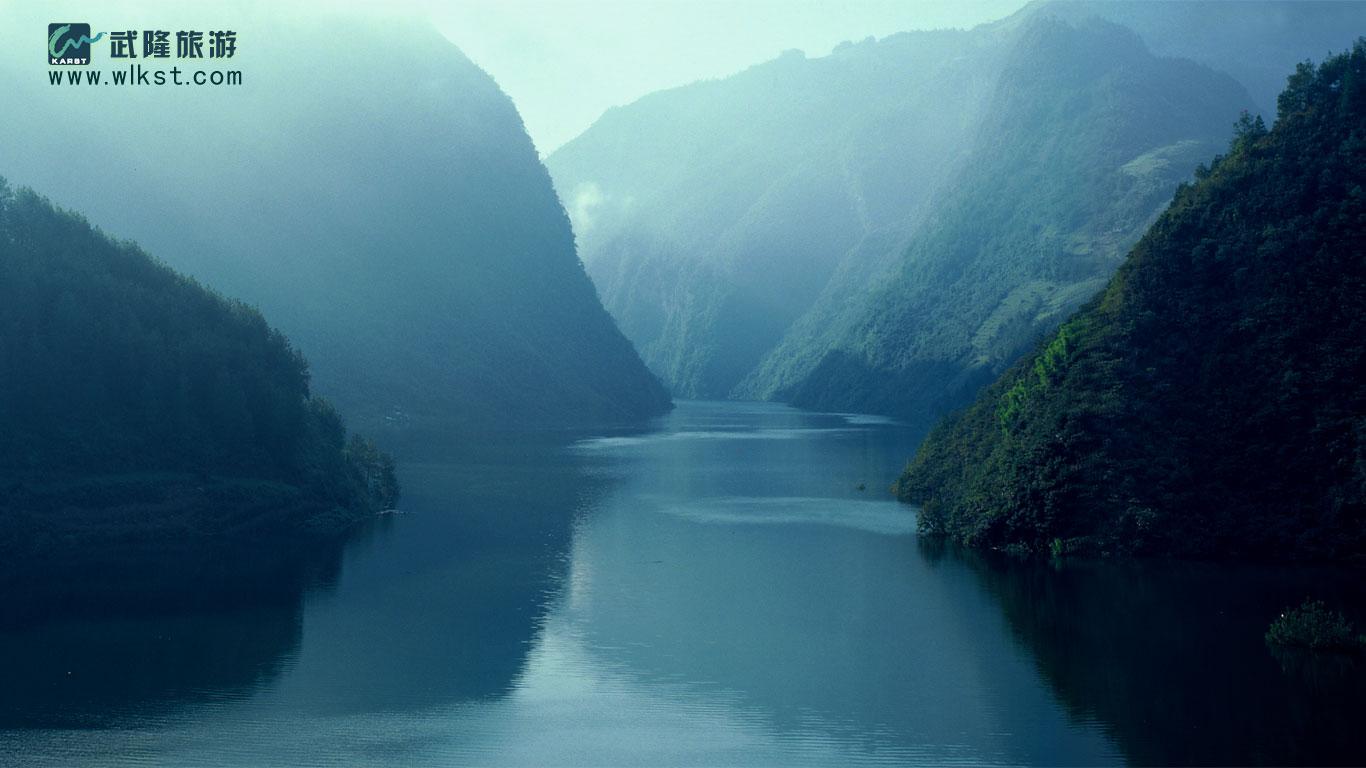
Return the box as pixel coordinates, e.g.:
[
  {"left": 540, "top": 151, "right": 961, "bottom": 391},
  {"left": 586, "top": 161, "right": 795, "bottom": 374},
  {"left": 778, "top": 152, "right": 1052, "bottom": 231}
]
[
  {"left": 6, "top": 0, "right": 1030, "bottom": 154},
  {"left": 428, "top": 1, "right": 1031, "bottom": 154}
]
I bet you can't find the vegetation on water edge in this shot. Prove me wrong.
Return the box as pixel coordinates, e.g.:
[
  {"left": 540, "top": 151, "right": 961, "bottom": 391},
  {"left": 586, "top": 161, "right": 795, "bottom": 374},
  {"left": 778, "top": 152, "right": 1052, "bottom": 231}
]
[{"left": 1266, "top": 599, "right": 1365, "bottom": 652}]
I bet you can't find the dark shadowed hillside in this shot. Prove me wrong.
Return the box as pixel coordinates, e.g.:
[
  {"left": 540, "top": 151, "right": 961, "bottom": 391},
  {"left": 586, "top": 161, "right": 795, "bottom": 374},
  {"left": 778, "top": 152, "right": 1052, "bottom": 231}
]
[{"left": 0, "top": 180, "right": 397, "bottom": 541}]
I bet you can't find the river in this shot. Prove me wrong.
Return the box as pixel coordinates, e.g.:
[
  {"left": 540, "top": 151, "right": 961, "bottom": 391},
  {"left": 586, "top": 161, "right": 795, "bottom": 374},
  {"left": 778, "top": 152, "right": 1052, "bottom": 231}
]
[{"left": 3, "top": 400, "right": 1364, "bottom": 765}]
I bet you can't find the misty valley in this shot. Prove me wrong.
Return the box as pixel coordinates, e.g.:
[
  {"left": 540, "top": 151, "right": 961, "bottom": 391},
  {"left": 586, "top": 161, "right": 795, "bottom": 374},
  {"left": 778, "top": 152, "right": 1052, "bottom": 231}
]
[{"left": 3, "top": 2, "right": 1366, "bottom": 766}]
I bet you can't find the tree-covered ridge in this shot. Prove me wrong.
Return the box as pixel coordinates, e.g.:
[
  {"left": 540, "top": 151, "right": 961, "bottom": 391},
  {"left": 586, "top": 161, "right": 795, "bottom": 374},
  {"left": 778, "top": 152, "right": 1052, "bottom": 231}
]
[
  {"left": 0, "top": 180, "right": 397, "bottom": 528},
  {"left": 898, "top": 43, "right": 1366, "bottom": 560}
]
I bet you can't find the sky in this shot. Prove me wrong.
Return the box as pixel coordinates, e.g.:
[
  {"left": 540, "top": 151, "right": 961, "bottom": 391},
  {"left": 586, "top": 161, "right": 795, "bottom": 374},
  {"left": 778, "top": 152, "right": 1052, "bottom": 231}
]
[
  {"left": 4, "top": 0, "right": 1030, "bottom": 155},
  {"left": 427, "top": 0, "right": 1031, "bottom": 154}
]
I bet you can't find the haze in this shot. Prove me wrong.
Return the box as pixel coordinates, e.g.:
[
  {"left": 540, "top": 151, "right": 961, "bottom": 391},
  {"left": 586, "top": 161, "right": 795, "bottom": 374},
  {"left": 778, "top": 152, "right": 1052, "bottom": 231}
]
[{"left": 432, "top": 0, "right": 1031, "bottom": 153}]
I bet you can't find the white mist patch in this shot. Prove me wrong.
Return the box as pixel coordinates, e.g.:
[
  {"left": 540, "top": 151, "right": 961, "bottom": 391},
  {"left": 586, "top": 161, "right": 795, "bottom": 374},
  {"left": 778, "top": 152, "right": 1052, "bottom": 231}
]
[
  {"left": 660, "top": 496, "right": 917, "bottom": 536},
  {"left": 569, "top": 181, "right": 605, "bottom": 235},
  {"left": 836, "top": 413, "right": 900, "bottom": 426},
  {"left": 573, "top": 427, "right": 852, "bottom": 452}
]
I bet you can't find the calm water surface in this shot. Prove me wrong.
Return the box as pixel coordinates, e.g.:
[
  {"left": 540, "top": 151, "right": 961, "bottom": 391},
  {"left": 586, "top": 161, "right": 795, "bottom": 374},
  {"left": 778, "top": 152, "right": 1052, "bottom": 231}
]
[{"left": 3, "top": 400, "right": 1365, "bottom": 765}]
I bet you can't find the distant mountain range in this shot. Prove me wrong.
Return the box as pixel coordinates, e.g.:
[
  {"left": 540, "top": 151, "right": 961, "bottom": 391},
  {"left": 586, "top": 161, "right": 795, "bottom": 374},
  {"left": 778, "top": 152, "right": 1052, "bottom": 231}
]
[
  {"left": 549, "top": 1, "right": 1364, "bottom": 433},
  {"left": 1038, "top": 0, "right": 1366, "bottom": 114}
]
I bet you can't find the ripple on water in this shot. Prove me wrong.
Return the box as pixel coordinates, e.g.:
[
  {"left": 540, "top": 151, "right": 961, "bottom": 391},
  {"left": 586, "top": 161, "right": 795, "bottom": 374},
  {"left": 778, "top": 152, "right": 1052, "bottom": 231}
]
[{"left": 659, "top": 496, "right": 918, "bottom": 536}]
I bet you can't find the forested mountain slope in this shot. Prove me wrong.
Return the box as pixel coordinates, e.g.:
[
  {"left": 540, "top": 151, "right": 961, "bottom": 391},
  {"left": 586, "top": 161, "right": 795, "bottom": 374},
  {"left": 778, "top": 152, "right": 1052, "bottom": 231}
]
[
  {"left": 898, "top": 44, "right": 1366, "bottom": 560},
  {"left": 0, "top": 180, "right": 396, "bottom": 533}
]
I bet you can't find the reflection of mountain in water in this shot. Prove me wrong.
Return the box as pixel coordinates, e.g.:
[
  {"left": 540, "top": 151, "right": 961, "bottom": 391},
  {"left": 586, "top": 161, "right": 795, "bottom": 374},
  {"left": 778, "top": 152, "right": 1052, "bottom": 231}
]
[
  {"left": 237, "top": 433, "right": 627, "bottom": 714},
  {"left": 957, "top": 549, "right": 1366, "bottom": 765},
  {"left": 0, "top": 431, "right": 624, "bottom": 732},
  {"left": 0, "top": 535, "right": 344, "bottom": 729}
]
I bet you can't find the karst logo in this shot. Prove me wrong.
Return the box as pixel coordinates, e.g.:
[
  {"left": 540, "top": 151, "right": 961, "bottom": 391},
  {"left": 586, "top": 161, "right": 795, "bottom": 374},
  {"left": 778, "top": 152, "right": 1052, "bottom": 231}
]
[{"left": 48, "top": 23, "right": 104, "bottom": 65}]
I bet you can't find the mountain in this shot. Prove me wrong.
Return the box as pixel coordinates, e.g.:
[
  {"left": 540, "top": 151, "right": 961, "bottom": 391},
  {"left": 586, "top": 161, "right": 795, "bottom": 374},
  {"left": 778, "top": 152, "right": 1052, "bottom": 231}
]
[
  {"left": 1033, "top": 0, "right": 1366, "bottom": 116},
  {"left": 548, "top": 27, "right": 1012, "bottom": 398},
  {"left": 0, "top": 13, "right": 668, "bottom": 431},
  {"left": 0, "top": 179, "right": 397, "bottom": 539},
  {"left": 741, "top": 17, "right": 1249, "bottom": 431},
  {"left": 897, "top": 44, "right": 1366, "bottom": 560},
  {"left": 551, "top": 12, "right": 1253, "bottom": 420}
]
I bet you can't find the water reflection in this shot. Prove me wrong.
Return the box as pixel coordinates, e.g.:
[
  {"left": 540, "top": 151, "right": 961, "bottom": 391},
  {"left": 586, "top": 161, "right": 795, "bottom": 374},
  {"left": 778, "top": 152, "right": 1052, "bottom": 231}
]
[
  {"left": 0, "top": 430, "right": 618, "bottom": 736},
  {"left": 450, "top": 401, "right": 1119, "bottom": 766},
  {"left": 0, "top": 534, "right": 342, "bottom": 730},
  {"left": 958, "top": 550, "right": 1366, "bottom": 765},
  {"left": 263, "top": 436, "right": 617, "bottom": 711},
  {"left": 4, "top": 401, "right": 1365, "bottom": 766}
]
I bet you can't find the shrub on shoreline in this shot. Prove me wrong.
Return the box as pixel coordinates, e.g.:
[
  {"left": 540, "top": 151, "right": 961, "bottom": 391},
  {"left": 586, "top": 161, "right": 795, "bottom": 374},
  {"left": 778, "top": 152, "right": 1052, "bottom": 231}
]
[{"left": 1266, "top": 599, "right": 1365, "bottom": 651}]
